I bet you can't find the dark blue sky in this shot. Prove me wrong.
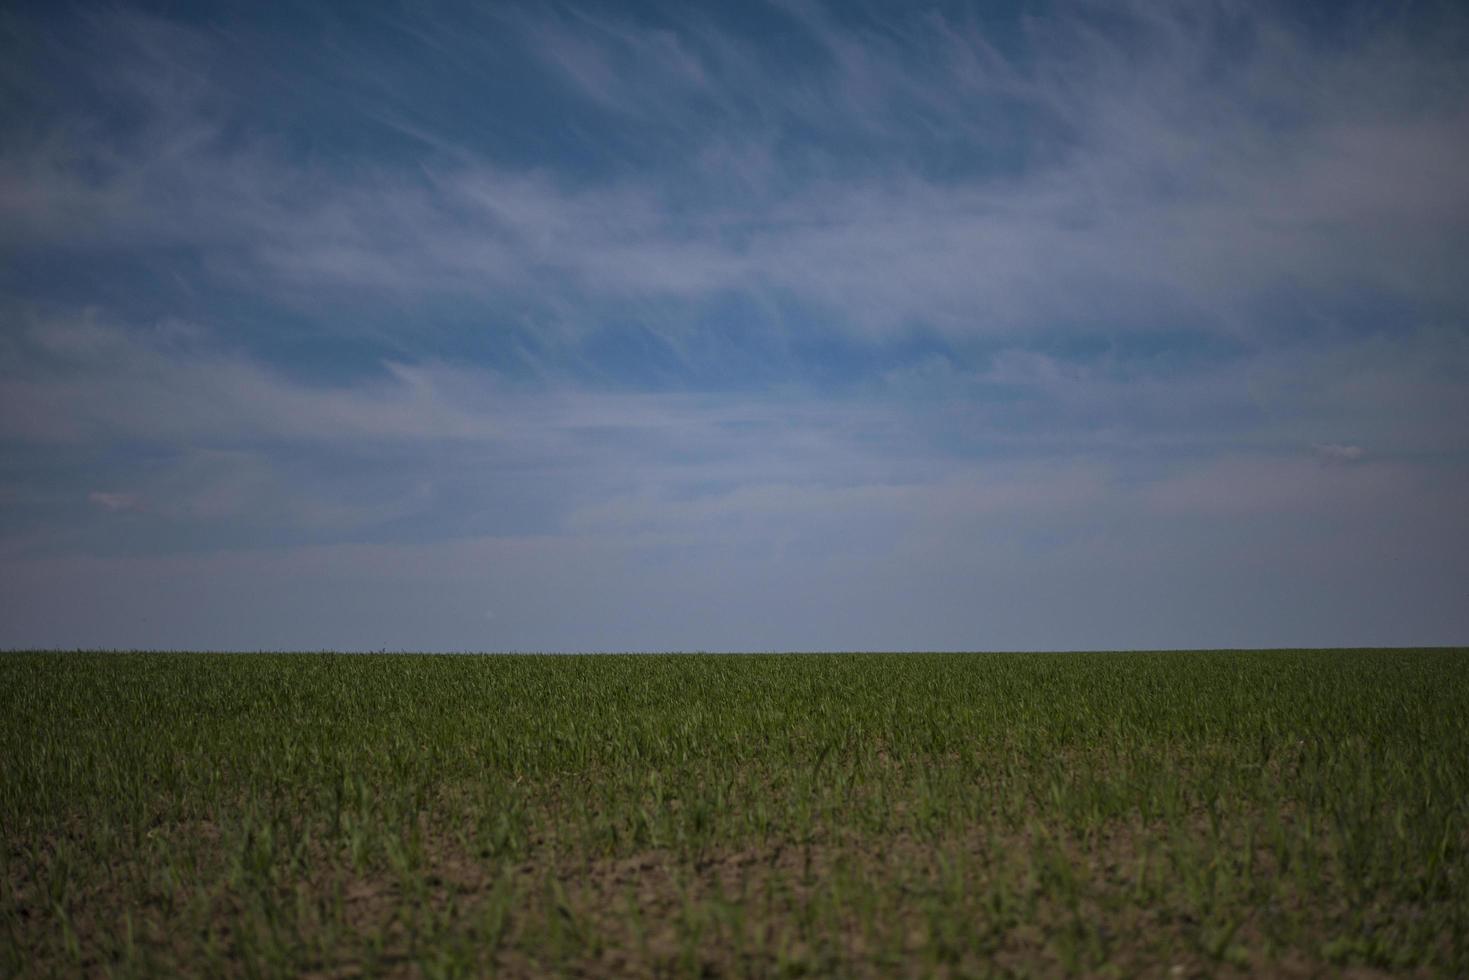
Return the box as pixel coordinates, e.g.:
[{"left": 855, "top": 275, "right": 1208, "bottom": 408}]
[{"left": 2, "top": 0, "right": 1467, "bottom": 650}]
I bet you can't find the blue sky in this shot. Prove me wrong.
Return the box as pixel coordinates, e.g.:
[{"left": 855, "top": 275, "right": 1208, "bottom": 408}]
[{"left": 2, "top": 0, "right": 1467, "bottom": 650}]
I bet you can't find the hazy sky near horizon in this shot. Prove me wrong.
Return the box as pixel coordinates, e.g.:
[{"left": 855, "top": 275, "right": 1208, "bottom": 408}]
[{"left": 2, "top": 0, "right": 1467, "bottom": 651}]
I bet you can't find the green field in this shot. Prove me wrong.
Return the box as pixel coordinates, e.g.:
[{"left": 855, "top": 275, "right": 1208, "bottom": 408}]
[{"left": 3, "top": 650, "right": 1467, "bottom": 977}]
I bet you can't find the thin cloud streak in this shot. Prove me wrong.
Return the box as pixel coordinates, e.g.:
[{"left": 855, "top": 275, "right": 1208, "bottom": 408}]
[
  {"left": 1, "top": 1, "right": 1467, "bottom": 649},
  {"left": 3, "top": 3, "right": 1467, "bottom": 339}
]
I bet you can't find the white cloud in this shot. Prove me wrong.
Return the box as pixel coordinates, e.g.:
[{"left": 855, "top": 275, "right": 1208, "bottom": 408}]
[
  {"left": 87, "top": 491, "right": 138, "bottom": 513},
  {"left": 4, "top": 3, "right": 1469, "bottom": 649},
  {"left": 4, "top": 3, "right": 1468, "bottom": 340},
  {"left": 0, "top": 313, "right": 511, "bottom": 445},
  {"left": 1314, "top": 443, "right": 1365, "bottom": 462}
]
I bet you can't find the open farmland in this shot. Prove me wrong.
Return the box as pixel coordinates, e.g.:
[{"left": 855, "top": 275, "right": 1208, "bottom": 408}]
[{"left": 2, "top": 650, "right": 1467, "bottom": 977}]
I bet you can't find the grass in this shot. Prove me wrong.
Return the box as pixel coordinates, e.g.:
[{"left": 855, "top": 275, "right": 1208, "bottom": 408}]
[{"left": 2, "top": 649, "right": 1467, "bottom": 977}]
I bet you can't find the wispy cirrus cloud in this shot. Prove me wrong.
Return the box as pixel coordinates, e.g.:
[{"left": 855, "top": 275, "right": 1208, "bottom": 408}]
[
  {"left": 4, "top": 2, "right": 1467, "bottom": 342},
  {"left": 2, "top": 1, "right": 1467, "bottom": 649},
  {"left": 3, "top": 311, "right": 1462, "bottom": 563}
]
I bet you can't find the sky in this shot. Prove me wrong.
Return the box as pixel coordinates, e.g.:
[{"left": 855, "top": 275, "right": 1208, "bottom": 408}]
[{"left": 1, "top": 0, "right": 1467, "bottom": 651}]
